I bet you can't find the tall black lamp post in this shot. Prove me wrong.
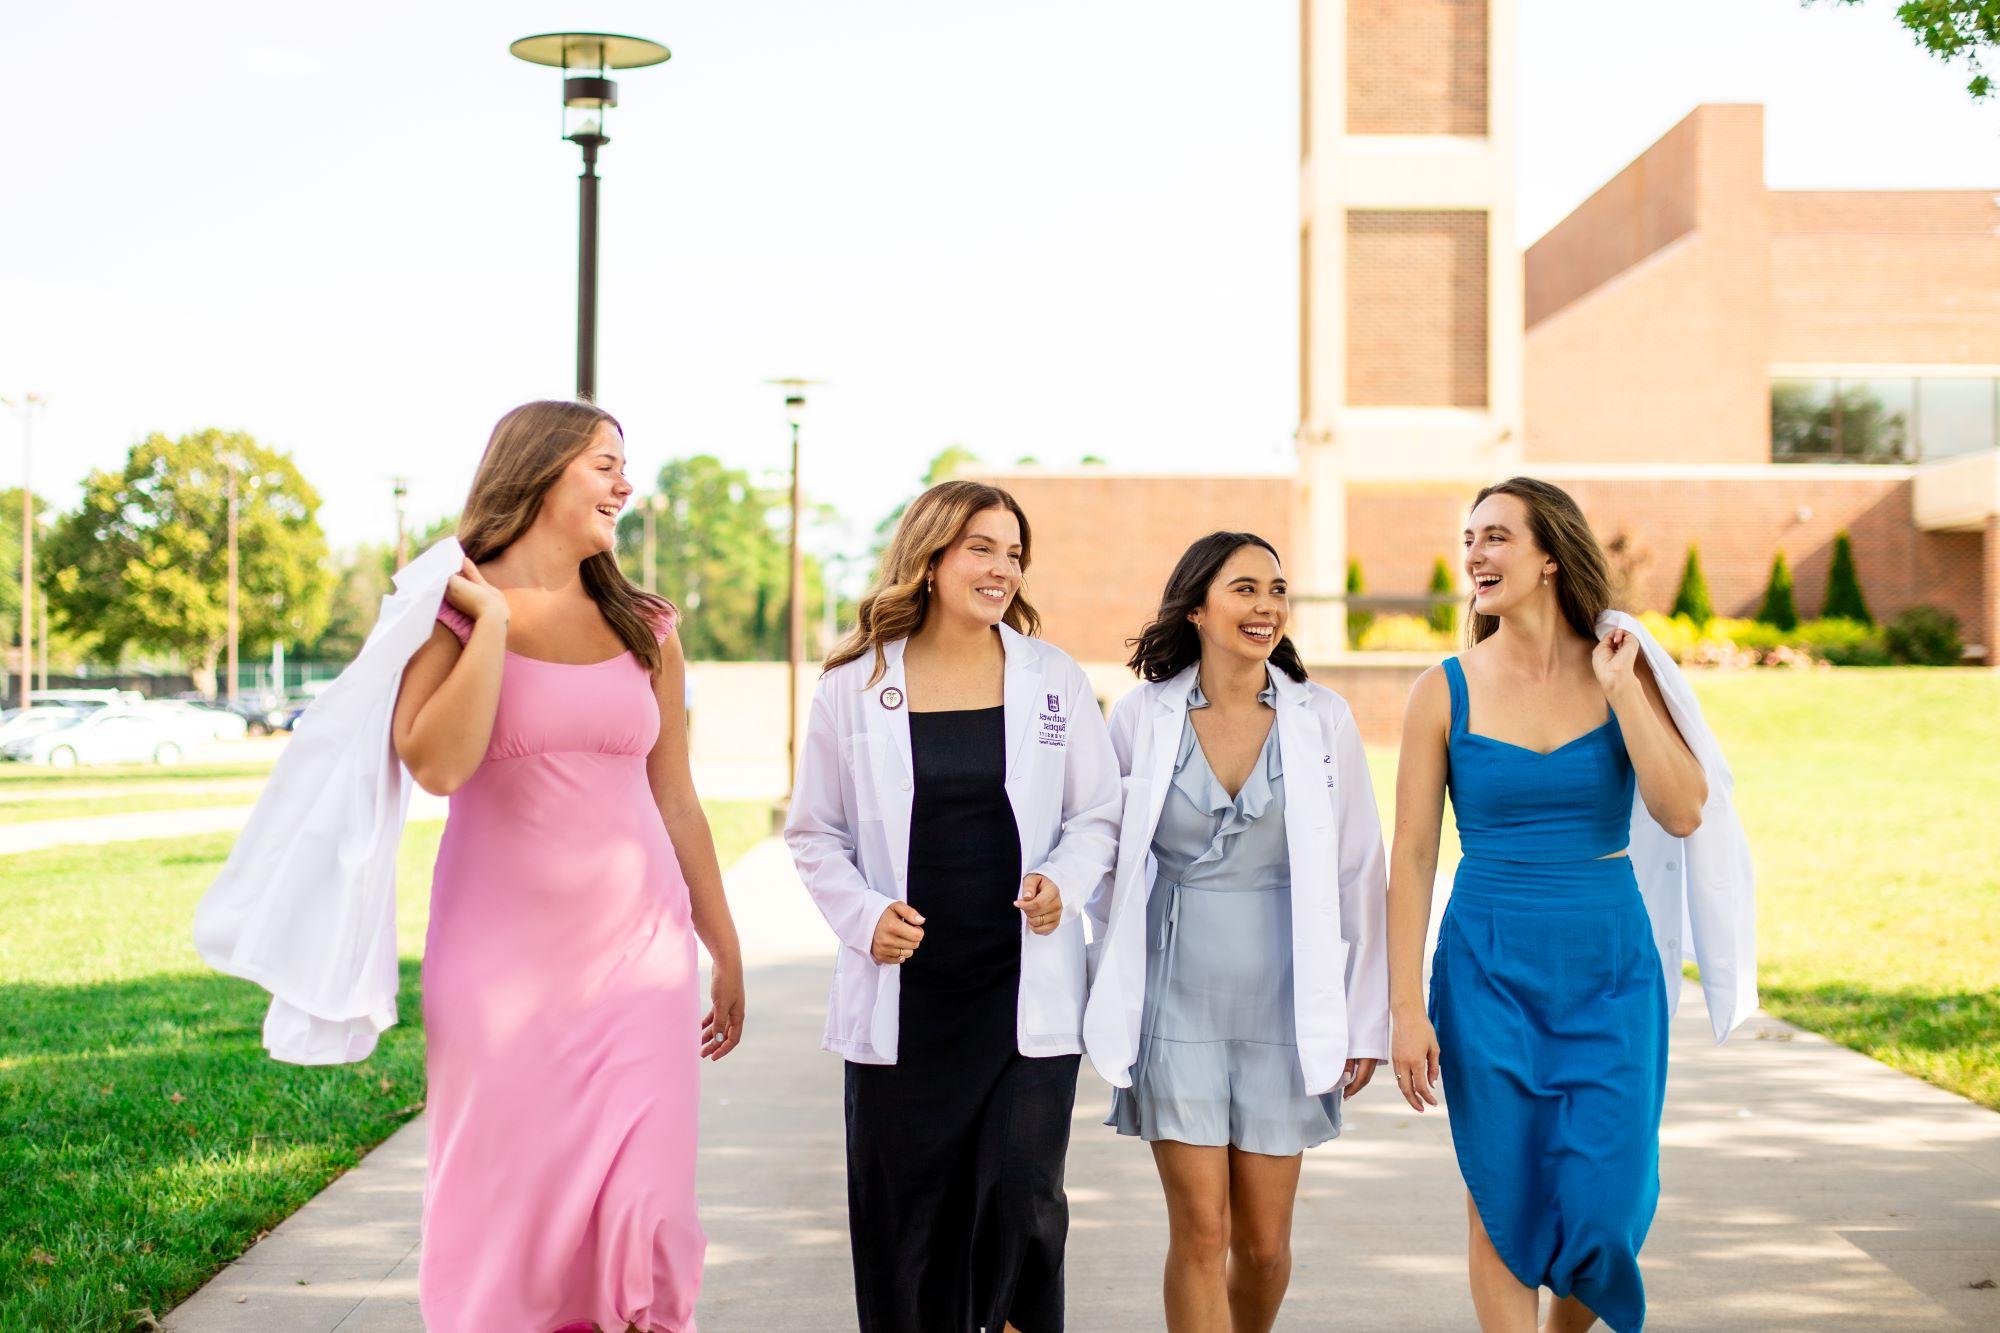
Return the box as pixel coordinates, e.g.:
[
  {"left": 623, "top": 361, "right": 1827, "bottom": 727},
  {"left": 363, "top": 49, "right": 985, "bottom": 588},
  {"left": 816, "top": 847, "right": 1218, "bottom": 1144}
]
[{"left": 509, "top": 32, "right": 670, "bottom": 402}]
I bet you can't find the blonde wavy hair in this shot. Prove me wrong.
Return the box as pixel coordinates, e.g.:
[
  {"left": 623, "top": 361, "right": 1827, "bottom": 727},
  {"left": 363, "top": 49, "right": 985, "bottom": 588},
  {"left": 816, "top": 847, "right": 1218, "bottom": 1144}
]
[
  {"left": 826, "top": 480, "right": 1040, "bottom": 685},
  {"left": 457, "top": 400, "right": 676, "bottom": 675}
]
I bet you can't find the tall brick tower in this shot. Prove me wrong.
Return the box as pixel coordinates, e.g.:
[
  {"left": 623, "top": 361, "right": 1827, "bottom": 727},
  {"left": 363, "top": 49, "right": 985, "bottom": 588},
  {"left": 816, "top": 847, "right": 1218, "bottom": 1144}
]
[{"left": 1293, "top": 0, "right": 1523, "bottom": 658}]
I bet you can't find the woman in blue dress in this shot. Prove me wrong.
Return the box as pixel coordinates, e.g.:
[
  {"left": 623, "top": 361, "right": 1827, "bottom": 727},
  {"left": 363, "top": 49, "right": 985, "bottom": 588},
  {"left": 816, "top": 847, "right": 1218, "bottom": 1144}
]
[{"left": 1386, "top": 478, "right": 1708, "bottom": 1333}]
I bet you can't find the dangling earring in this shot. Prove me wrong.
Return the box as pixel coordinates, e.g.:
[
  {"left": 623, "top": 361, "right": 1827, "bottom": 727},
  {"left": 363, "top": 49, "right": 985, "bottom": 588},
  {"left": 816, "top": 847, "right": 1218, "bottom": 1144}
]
[{"left": 925, "top": 574, "right": 934, "bottom": 595}]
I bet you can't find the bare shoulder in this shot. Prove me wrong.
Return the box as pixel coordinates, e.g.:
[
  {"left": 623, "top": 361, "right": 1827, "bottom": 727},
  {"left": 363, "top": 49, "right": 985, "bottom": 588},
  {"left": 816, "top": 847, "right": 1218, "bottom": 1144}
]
[{"left": 1400, "top": 664, "right": 1451, "bottom": 746}]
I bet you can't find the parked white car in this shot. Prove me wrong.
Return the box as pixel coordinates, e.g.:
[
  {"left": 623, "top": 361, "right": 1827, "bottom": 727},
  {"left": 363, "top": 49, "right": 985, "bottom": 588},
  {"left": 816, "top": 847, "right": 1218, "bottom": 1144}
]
[
  {"left": 0, "top": 709, "right": 187, "bottom": 767},
  {"left": 135, "top": 700, "right": 250, "bottom": 745},
  {"left": 0, "top": 706, "right": 88, "bottom": 748}
]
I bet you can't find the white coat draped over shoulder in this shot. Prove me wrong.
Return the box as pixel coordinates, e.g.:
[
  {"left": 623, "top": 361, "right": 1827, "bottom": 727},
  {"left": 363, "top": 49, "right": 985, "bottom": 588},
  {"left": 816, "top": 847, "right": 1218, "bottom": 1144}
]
[
  {"left": 193, "top": 537, "right": 464, "bottom": 1065},
  {"left": 782, "top": 624, "right": 1122, "bottom": 1065},
  {"left": 1081, "top": 663, "right": 1391, "bottom": 1097},
  {"left": 1598, "top": 610, "right": 1758, "bottom": 1041}
]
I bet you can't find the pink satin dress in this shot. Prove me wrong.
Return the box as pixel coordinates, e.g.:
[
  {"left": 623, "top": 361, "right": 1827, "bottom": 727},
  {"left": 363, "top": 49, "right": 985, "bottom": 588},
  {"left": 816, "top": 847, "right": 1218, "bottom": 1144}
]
[{"left": 420, "top": 602, "right": 703, "bottom": 1332}]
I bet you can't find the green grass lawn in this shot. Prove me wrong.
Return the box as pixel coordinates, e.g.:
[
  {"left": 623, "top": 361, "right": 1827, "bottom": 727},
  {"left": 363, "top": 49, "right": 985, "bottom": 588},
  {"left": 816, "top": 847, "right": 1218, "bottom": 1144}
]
[
  {"left": 0, "top": 759, "right": 276, "bottom": 789},
  {"left": 0, "top": 801, "right": 772, "bottom": 1332},
  {"left": 0, "top": 790, "right": 267, "bottom": 827},
  {"left": 1690, "top": 669, "right": 1999, "bottom": 1110}
]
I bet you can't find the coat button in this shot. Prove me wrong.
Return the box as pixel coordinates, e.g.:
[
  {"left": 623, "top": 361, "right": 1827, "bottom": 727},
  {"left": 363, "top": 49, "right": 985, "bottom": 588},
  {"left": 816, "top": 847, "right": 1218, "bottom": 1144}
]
[
  {"left": 1666, "top": 860, "right": 1678, "bottom": 872},
  {"left": 900, "top": 778, "right": 911, "bottom": 791}
]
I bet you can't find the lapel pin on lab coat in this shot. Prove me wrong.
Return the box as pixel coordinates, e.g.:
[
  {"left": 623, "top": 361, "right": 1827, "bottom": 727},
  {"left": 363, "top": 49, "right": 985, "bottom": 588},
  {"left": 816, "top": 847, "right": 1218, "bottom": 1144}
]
[{"left": 879, "top": 686, "right": 904, "bottom": 710}]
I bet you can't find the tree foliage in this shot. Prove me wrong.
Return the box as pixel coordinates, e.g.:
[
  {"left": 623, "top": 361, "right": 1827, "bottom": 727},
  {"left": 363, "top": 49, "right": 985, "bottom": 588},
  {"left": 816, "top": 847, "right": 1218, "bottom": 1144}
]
[
  {"left": 1345, "top": 558, "right": 1373, "bottom": 648},
  {"left": 1757, "top": 550, "right": 1800, "bottom": 631},
  {"left": 1821, "top": 530, "right": 1873, "bottom": 624},
  {"left": 1671, "top": 545, "right": 1715, "bottom": 625},
  {"left": 1426, "top": 557, "right": 1457, "bottom": 636},
  {"left": 0, "top": 487, "right": 50, "bottom": 651},
  {"left": 619, "top": 456, "right": 827, "bottom": 661},
  {"left": 1815, "top": 0, "right": 2000, "bottom": 98},
  {"left": 42, "top": 431, "right": 332, "bottom": 682}
]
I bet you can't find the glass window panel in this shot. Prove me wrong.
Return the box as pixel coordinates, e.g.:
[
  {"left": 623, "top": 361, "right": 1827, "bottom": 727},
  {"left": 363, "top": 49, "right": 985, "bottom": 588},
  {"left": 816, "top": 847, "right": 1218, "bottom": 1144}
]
[
  {"left": 1916, "top": 377, "right": 1998, "bottom": 460},
  {"left": 1835, "top": 378, "right": 1915, "bottom": 462},
  {"left": 1772, "top": 378, "right": 1836, "bottom": 461}
]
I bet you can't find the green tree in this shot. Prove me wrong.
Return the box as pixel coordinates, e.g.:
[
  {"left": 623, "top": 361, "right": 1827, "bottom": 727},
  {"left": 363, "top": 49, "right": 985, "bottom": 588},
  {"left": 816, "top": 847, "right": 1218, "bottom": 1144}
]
[
  {"left": 42, "top": 431, "right": 333, "bottom": 693},
  {"left": 1671, "top": 545, "right": 1714, "bottom": 625},
  {"left": 307, "top": 543, "right": 396, "bottom": 660},
  {"left": 619, "top": 456, "right": 827, "bottom": 661},
  {"left": 1426, "top": 557, "right": 1457, "bottom": 636},
  {"left": 1757, "top": 550, "right": 1799, "bottom": 631},
  {"left": 1345, "top": 559, "right": 1374, "bottom": 648},
  {"left": 1813, "top": 1, "right": 2000, "bottom": 99},
  {"left": 1821, "top": 530, "right": 1872, "bottom": 624}
]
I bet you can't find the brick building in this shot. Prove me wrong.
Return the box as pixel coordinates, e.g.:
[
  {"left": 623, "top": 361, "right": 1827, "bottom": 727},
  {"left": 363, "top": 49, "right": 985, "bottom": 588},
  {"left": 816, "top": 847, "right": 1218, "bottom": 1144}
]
[{"left": 971, "top": 1, "right": 1998, "bottom": 727}]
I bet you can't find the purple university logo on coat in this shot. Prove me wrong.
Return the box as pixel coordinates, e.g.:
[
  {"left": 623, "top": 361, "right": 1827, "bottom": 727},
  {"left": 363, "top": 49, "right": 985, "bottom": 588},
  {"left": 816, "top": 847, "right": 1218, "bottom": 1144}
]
[{"left": 1037, "top": 693, "right": 1067, "bottom": 747}]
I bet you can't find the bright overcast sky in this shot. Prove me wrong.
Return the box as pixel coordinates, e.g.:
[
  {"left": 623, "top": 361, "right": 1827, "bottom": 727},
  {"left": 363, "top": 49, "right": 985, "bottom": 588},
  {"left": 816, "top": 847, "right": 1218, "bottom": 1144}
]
[{"left": 3, "top": 1, "right": 1995, "bottom": 558}]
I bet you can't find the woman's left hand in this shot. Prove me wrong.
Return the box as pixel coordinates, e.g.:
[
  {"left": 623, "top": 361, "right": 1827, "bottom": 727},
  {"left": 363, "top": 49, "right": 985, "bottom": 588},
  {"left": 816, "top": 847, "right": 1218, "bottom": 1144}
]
[
  {"left": 1592, "top": 627, "right": 1640, "bottom": 699},
  {"left": 701, "top": 964, "right": 745, "bottom": 1060},
  {"left": 1015, "top": 874, "right": 1063, "bottom": 935},
  {"left": 1342, "top": 1057, "right": 1378, "bottom": 1100}
]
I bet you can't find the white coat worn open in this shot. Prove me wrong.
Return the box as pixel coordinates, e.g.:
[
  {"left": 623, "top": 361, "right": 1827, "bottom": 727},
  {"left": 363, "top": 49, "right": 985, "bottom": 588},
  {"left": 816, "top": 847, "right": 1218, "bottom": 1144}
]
[
  {"left": 1081, "top": 660, "right": 1393, "bottom": 1098},
  {"left": 784, "top": 622, "right": 1122, "bottom": 1064}
]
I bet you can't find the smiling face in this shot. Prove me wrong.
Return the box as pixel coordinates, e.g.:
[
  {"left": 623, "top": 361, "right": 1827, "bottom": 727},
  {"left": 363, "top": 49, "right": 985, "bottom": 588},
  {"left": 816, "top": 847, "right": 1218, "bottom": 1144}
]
[
  {"left": 536, "top": 421, "right": 632, "bottom": 557},
  {"left": 1464, "top": 491, "right": 1557, "bottom": 619},
  {"left": 1190, "top": 543, "right": 1288, "bottom": 667},
  {"left": 929, "top": 506, "right": 1023, "bottom": 629}
]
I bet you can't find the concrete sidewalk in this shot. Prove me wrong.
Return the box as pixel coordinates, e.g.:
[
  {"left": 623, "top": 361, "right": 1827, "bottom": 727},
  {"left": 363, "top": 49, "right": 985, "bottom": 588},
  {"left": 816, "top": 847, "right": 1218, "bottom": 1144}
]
[{"left": 163, "top": 840, "right": 2000, "bottom": 1331}]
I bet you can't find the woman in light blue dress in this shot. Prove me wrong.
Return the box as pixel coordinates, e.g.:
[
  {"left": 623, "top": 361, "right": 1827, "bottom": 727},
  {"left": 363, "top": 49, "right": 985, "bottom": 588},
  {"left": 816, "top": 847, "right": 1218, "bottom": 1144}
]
[
  {"left": 1386, "top": 479, "right": 1709, "bottom": 1333},
  {"left": 1085, "top": 532, "right": 1391, "bottom": 1333}
]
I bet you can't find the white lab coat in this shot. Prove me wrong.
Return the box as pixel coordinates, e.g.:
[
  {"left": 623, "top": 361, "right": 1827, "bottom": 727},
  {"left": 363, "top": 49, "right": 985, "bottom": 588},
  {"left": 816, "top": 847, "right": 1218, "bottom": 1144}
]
[
  {"left": 1081, "top": 663, "right": 1391, "bottom": 1097},
  {"left": 783, "top": 624, "right": 1123, "bottom": 1064},
  {"left": 193, "top": 538, "right": 464, "bottom": 1065},
  {"left": 1598, "top": 610, "right": 1758, "bottom": 1041}
]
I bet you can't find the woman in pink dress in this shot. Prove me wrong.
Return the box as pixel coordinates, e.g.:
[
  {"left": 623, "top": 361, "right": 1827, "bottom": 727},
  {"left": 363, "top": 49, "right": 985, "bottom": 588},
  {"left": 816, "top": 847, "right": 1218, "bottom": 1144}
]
[{"left": 392, "top": 400, "right": 745, "bottom": 1332}]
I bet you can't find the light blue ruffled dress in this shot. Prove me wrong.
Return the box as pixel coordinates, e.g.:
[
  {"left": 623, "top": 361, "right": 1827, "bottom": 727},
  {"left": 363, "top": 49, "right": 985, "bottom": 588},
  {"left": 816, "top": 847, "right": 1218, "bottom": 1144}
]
[{"left": 1106, "top": 680, "right": 1342, "bottom": 1155}]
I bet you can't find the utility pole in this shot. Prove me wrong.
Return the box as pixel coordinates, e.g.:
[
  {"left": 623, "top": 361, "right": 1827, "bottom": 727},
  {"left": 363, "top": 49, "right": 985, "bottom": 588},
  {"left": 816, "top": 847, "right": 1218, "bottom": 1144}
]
[
  {"left": 393, "top": 477, "right": 410, "bottom": 568},
  {"left": 643, "top": 492, "right": 661, "bottom": 595},
  {"left": 2, "top": 393, "right": 46, "bottom": 709},
  {"left": 226, "top": 460, "right": 239, "bottom": 704}
]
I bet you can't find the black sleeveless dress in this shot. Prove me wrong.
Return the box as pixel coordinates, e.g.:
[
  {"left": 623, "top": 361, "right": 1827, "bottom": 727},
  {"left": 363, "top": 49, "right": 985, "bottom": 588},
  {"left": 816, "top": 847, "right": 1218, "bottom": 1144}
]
[{"left": 843, "top": 705, "right": 1081, "bottom": 1332}]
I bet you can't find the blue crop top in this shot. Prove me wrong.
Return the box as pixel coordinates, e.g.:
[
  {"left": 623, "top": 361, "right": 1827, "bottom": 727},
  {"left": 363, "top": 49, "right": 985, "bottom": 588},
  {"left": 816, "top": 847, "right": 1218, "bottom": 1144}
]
[{"left": 1442, "top": 656, "right": 1635, "bottom": 863}]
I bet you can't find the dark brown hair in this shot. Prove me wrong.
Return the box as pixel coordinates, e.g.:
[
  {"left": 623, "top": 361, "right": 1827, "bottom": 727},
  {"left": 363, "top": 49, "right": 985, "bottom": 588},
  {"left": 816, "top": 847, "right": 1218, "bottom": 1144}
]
[
  {"left": 1126, "top": 532, "right": 1308, "bottom": 683},
  {"left": 1465, "top": 476, "right": 1612, "bottom": 647},
  {"left": 825, "top": 480, "right": 1041, "bottom": 686},
  {"left": 457, "top": 400, "right": 676, "bottom": 675}
]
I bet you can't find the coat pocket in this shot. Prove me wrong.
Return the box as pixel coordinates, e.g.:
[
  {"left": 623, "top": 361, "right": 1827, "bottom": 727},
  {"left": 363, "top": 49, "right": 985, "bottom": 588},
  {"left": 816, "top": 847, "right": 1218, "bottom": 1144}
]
[{"left": 842, "top": 734, "right": 882, "bottom": 821}]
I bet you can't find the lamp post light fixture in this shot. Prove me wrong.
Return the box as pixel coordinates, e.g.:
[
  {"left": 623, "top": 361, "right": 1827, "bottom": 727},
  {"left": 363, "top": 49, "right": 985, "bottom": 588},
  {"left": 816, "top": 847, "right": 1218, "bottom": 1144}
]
[
  {"left": 766, "top": 378, "right": 824, "bottom": 801},
  {"left": 508, "top": 32, "right": 670, "bottom": 403}
]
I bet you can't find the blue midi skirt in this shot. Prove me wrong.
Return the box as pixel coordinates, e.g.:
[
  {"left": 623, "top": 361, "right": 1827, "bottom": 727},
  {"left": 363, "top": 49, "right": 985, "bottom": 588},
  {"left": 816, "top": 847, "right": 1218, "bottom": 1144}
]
[{"left": 1429, "top": 854, "right": 1668, "bottom": 1333}]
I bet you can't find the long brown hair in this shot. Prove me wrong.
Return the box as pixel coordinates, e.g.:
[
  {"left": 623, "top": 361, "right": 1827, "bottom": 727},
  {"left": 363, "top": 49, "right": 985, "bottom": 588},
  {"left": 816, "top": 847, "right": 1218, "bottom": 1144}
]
[
  {"left": 1465, "top": 476, "right": 1612, "bottom": 647},
  {"left": 825, "top": 480, "right": 1041, "bottom": 685},
  {"left": 457, "top": 400, "right": 676, "bottom": 674},
  {"left": 1126, "top": 532, "right": 1308, "bottom": 683}
]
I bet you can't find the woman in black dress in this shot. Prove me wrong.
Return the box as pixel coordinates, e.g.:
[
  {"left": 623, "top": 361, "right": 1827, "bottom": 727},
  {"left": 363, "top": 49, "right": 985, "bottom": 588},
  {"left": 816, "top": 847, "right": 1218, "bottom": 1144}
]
[{"left": 785, "top": 481, "right": 1122, "bottom": 1332}]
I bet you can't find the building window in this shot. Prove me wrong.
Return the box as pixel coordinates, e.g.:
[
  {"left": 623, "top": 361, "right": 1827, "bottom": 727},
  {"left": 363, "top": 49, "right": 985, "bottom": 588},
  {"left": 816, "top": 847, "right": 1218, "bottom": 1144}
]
[
  {"left": 1772, "top": 375, "right": 1998, "bottom": 463},
  {"left": 1917, "top": 377, "right": 1998, "bottom": 460}
]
